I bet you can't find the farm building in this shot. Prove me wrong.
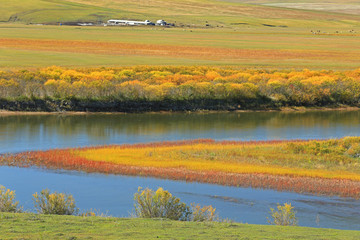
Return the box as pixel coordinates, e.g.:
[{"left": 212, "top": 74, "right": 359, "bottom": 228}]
[{"left": 107, "top": 19, "right": 154, "bottom": 26}]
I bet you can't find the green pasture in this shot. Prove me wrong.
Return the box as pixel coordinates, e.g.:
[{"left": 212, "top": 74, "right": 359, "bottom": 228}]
[
  {"left": 1, "top": 24, "right": 359, "bottom": 50},
  {"left": 1, "top": 24, "right": 360, "bottom": 69},
  {"left": 1, "top": 0, "right": 360, "bottom": 69},
  {"left": 0, "top": 48, "right": 220, "bottom": 69},
  {"left": 0, "top": 212, "right": 359, "bottom": 239}
]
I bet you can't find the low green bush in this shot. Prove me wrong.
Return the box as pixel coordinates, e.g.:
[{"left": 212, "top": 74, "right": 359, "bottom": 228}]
[
  {"left": 133, "top": 187, "right": 219, "bottom": 222},
  {"left": 267, "top": 203, "right": 298, "bottom": 226},
  {"left": 191, "top": 203, "right": 218, "bottom": 222},
  {"left": 33, "top": 189, "right": 78, "bottom": 215},
  {"left": 0, "top": 185, "right": 20, "bottom": 212},
  {"left": 134, "top": 187, "right": 191, "bottom": 221}
]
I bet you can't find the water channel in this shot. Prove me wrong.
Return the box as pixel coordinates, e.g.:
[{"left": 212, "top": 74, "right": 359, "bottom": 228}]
[{"left": 1, "top": 110, "right": 360, "bottom": 230}]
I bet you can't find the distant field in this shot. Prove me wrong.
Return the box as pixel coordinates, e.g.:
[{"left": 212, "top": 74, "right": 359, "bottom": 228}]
[
  {"left": 263, "top": 3, "right": 360, "bottom": 15},
  {"left": 2, "top": 0, "right": 360, "bottom": 69},
  {"left": 1, "top": 24, "right": 360, "bottom": 69},
  {"left": 234, "top": 0, "right": 360, "bottom": 15}
]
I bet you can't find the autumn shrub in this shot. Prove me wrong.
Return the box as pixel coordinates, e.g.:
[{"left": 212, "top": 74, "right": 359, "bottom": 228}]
[
  {"left": 0, "top": 185, "right": 20, "bottom": 213},
  {"left": 1, "top": 66, "right": 360, "bottom": 108},
  {"left": 191, "top": 203, "right": 218, "bottom": 222},
  {"left": 267, "top": 203, "right": 298, "bottom": 226},
  {"left": 33, "top": 189, "right": 78, "bottom": 215},
  {"left": 133, "top": 187, "right": 191, "bottom": 221}
]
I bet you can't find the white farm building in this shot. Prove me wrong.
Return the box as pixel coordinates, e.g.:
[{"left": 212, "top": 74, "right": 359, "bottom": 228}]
[{"left": 107, "top": 19, "right": 154, "bottom": 26}]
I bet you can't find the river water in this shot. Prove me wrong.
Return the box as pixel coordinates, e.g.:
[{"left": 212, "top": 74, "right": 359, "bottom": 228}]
[{"left": 0, "top": 111, "right": 360, "bottom": 229}]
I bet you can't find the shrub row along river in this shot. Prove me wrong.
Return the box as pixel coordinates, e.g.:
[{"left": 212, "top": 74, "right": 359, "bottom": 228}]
[{"left": 1, "top": 110, "right": 360, "bottom": 230}]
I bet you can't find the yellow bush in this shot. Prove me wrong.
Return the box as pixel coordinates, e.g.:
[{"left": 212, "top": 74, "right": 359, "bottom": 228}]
[
  {"left": 133, "top": 187, "right": 191, "bottom": 221},
  {"left": 268, "top": 203, "right": 298, "bottom": 226},
  {"left": 191, "top": 204, "right": 217, "bottom": 222},
  {"left": 0, "top": 185, "right": 20, "bottom": 213},
  {"left": 33, "top": 189, "right": 78, "bottom": 215}
]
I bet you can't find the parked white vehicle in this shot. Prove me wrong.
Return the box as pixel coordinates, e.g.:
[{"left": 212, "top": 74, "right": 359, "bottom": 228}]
[{"left": 156, "top": 20, "right": 167, "bottom": 26}]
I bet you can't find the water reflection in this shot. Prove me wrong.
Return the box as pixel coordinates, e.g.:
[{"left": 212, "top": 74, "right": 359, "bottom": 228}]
[{"left": 1, "top": 110, "right": 360, "bottom": 154}]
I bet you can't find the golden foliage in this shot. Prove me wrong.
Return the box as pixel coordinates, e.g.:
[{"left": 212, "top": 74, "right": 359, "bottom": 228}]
[{"left": 0, "top": 66, "right": 360, "bottom": 105}]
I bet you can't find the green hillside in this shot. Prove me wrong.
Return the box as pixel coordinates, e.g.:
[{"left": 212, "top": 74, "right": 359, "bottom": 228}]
[
  {"left": 0, "top": 0, "right": 127, "bottom": 24},
  {"left": 2, "top": 0, "right": 360, "bottom": 28}
]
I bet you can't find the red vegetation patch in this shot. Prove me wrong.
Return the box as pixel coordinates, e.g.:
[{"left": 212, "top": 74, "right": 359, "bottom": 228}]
[{"left": 1, "top": 138, "right": 360, "bottom": 199}]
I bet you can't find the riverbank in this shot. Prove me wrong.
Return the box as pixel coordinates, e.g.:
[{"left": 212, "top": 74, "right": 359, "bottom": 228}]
[
  {"left": 0, "top": 98, "right": 275, "bottom": 113},
  {"left": 0, "top": 100, "right": 358, "bottom": 115},
  {"left": 0, "top": 212, "right": 359, "bottom": 239}
]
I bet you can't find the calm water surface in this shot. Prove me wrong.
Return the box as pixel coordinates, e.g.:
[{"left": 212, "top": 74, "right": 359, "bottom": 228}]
[
  {"left": 1, "top": 111, "right": 360, "bottom": 153},
  {"left": 1, "top": 166, "right": 359, "bottom": 230},
  {"left": 0, "top": 111, "right": 360, "bottom": 230}
]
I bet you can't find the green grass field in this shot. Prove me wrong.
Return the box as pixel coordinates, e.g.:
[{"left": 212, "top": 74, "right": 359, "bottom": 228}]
[
  {"left": 0, "top": 212, "right": 359, "bottom": 239},
  {"left": 1, "top": 24, "right": 360, "bottom": 69},
  {"left": 1, "top": 0, "right": 360, "bottom": 69}
]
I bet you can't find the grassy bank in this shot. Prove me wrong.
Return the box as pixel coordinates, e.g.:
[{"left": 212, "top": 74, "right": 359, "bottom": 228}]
[{"left": 0, "top": 212, "right": 359, "bottom": 239}]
